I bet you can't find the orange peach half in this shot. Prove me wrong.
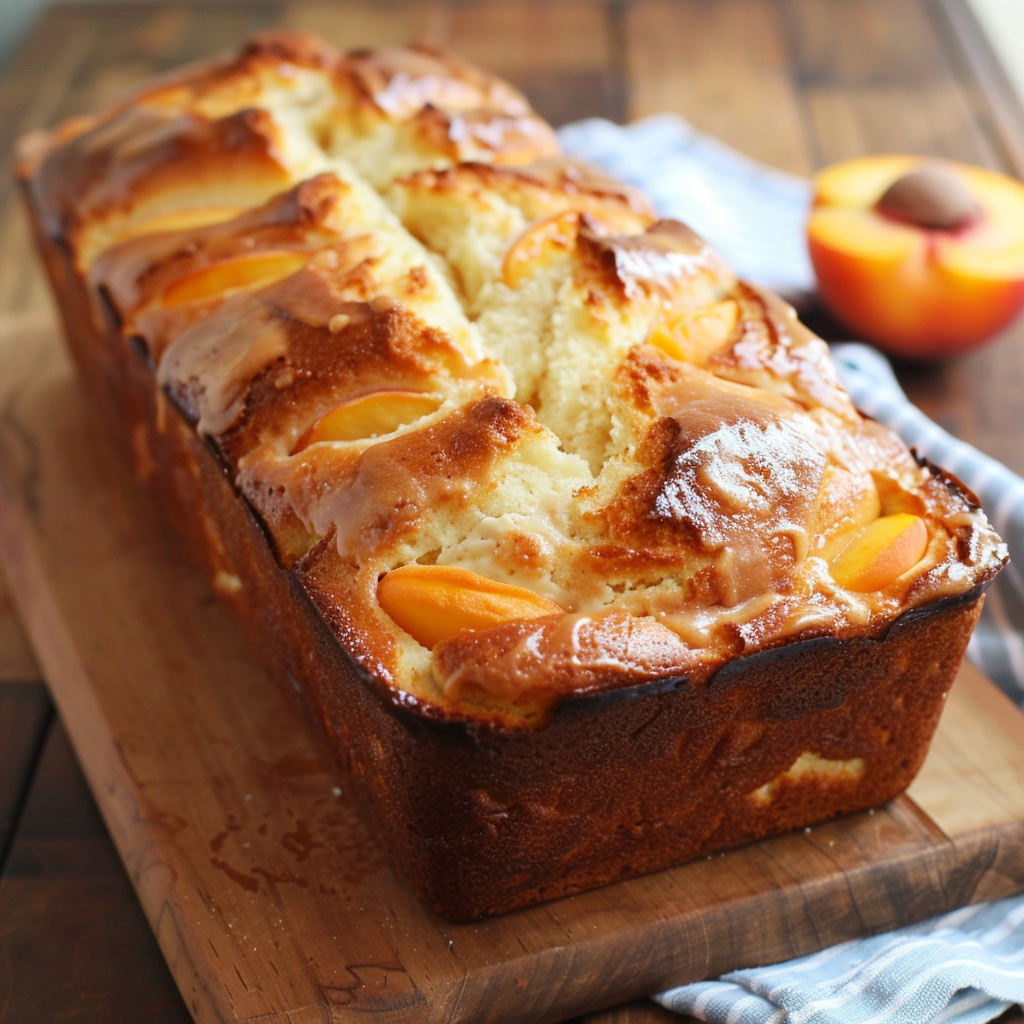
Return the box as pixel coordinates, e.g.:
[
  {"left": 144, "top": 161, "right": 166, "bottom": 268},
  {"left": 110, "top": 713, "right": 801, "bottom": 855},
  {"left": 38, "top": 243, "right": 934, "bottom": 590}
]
[
  {"left": 829, "top": 513, "right": 929, "bottom": 593},
  {"left": 808, "top": 156, "right": 1024, "bottom": 356},
  {"left": 502, "top": 211, "right": 581, "bottom": 287},
  {"left": 293, "top": 390, "right": 443, "bottom": 451},
  {"left": 160, "top": 250, "right": 310, "bottom": 308},
  {"left": 377, "top": 564, "right": 563, "bottom": 649}
]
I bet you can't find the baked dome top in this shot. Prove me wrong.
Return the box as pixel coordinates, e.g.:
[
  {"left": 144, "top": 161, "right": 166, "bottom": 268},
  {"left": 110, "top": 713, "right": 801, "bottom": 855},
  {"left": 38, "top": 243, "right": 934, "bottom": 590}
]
[{"left": 20, "top": 31, "right": 1006, "bottom": 727}]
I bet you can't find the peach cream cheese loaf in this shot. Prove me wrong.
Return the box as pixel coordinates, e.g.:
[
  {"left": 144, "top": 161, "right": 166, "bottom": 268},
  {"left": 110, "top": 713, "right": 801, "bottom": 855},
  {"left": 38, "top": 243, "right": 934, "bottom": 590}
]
[{"left": 17, "top": 31, "right": 1006, "bottom": 919}]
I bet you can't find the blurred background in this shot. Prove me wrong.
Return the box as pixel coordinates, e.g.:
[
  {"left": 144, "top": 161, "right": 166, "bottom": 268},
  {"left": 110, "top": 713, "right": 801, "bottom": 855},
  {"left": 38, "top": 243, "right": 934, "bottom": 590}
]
[
  {"left": 2, "top": 0, "right": 1024, "bottom": 116},
  {"left": 970, "top": 0, "right": 1024, "bottom": 103}
]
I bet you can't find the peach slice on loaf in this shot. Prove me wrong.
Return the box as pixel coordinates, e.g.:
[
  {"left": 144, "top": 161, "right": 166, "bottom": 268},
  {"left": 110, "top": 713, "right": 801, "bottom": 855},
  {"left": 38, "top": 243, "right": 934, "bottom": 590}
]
[
  {"left": 377, "top": 564, "right": 563, "bottom": 649},
  {"left": 161, "top": 250, "right": 312, "bottom": 307},
  {"left": 829, "top": 513, "right": 929, "bottom": 592},
  {"left": 501, "top": 211, "right": 581, "bottom": 287},
  {"left": 293, "top": 390, "right": 444, "bottom": 451},
  {"left": 648, "top": 298, "right": 740, "bottom": 366},
  {"left": 115, "top": 206, "right": 243, "bottom": 244}
]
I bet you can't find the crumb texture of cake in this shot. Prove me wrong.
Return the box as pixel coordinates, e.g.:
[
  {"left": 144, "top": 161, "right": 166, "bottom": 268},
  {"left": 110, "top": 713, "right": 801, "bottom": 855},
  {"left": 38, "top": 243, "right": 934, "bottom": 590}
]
[{"left": 19, "top": 29, "right": 1007, "bottom": 918}]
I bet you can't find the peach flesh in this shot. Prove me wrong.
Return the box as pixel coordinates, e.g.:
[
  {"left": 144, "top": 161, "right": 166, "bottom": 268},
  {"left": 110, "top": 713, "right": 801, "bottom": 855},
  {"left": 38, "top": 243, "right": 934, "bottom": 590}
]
[
  {"left": 161, "top": 250, "right": 310, "bottom": 307},
  {"left": 377, "top": 564, "right": 563, "bottom": 649},
  {"left": 808, "top": 156, "right": 1024, "bottom": 356},
  {"left": 648, "top": 299, "right": 739, "bottom": 365},
  {"left": 502, "top": 212, "right": 580, "bottom": 287},
  {"left": 829, "top": 513, "right": 929, "bottom": 593},
  {"left": 293, "top": 391, "right": 443, "bottom": 451}
]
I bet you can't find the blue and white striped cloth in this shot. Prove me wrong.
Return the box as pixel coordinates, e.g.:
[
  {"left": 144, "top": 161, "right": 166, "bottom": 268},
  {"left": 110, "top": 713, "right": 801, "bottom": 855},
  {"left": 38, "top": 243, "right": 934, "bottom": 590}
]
[
  {"left": 654, "top": 898, "right": 1024, "bottom": 1024},
  {"left": 558, "top": 115, "right": 1024, "bottom": 1024}
]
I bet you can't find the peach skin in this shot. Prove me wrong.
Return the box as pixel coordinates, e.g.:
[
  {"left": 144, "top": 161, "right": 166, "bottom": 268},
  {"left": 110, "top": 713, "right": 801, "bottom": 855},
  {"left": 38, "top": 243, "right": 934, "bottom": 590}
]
[{"left": 807, "top": 155, "right": 1024, "bottom": 357}]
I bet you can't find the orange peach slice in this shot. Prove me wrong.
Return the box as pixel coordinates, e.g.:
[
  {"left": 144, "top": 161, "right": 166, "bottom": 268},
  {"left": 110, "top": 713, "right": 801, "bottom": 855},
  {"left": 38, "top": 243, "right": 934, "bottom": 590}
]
[
  {"left": 502, "top": 212, "right": 580, "bottom": 287},
  {"left": 829, "top": 513, "right": 929, "bottom": 592},
  {"left": 808, "top": 156, "right": 1024, "bottom": 356},
  {"left": 648, "top": 299, "right": 739, "bottom": 365},
  {"left": 161, "top": 250, "right": 310, "bottom": 308},
  {"left": 808, "top": 467, "right": 881, "bottom": 562},
  {"left": 116, "top": 206, "right": 242, "bottom": 243},
  {"left": 293, "top": 390, "right": 442, "bottom": 451},
  {"left": 377, "top": 564, "right": 563, "bottom": 649}
]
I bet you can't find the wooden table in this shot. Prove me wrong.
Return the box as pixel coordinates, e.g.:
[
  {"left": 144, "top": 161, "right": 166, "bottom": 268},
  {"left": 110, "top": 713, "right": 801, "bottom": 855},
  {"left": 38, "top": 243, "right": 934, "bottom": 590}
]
[{"left": 1, "top": 2, "right": 1023, "bottom": 1021}]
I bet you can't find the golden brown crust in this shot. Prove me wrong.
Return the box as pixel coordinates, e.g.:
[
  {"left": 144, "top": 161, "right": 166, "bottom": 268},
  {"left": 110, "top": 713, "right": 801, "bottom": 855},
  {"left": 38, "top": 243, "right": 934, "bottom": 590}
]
[
  {"left": 118, "top": 30, "right": 339, "bottom": 117},
  {"left": 28, "top": 106, "right": 296, "bottom": 266},
  {"left": 92, "top": 172, "right": 353, "bottom": 329},
  {"left": 707, "top": 284, "right": 857, "bottom": 416},
  {"left": 394, "top": 157, "right": 655, "bottom": 231},
  {"left": 344, "top": 43, "right": 525, "bottom": 117},
  {"left": 292, "top": 395, "right": 537, "bottom": 560},
  {"left": 434, "top": 609, "right": 711, "bottom": 705},
  {"left": 576, "top": 218, "right": 733, "bottom": 302},
  {"left": 169, "top": 282, "right": 473, "bottom": 459},
  {"left": 337, "top": 42, "right": 559, "bottom": 165},
  {"left": 321, "top": 41, "right": 561, "bottom": 185},
  {"left": 517, "top": 156, "right": 655, "bottom": 215}
]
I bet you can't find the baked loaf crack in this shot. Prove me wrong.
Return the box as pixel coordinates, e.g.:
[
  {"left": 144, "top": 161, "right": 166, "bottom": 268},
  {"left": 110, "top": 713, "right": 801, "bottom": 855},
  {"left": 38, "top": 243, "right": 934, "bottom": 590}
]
[{"left": 19, "top": 31, "right": 1007, "bottom": 917}]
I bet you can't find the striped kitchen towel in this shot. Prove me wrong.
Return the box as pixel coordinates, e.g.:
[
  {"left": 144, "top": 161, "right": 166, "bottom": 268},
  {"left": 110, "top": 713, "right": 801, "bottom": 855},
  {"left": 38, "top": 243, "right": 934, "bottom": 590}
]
[
  {"left": 559, "top": 114, "right": 1024, "bottom": 710},
  {"left": 654, "top": 897, "right": 1024, "bottom": 1024}
]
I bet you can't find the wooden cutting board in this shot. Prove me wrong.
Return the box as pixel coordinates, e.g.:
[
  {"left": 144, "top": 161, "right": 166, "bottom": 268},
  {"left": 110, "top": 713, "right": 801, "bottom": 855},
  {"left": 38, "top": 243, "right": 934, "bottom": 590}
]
[{"left": 2, "top": 315, "right": 1024, "bottom": 1024}]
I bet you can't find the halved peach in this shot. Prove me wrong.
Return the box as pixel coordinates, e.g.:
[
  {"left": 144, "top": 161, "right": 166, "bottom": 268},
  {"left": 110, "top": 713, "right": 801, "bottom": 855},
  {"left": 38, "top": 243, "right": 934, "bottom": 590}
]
[
  {"left": 293, "top": 390, "right": 443, "bottom": 451},
  {"left": 648, "top": 298, "right": 739, "bottom": 365},
  {"left": 829, "top": 513, "right": 929, "bottom": 592},
  {"left": 808, "top": 156, "right": 1024, "bottom": 356},
  {"left": 502, "top": 212, "right": 581, "bottom": 287},
  {"left": 377, "top": 564, "right": 563, "bottom": 649},
  {"left": 160, "top": 250, "right": 310, "bottom": 308}
]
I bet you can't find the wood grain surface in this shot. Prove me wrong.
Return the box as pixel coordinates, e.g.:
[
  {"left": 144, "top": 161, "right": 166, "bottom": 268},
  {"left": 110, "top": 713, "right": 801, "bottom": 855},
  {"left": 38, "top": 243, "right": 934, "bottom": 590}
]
[
  {"left": 0, "top": 717, "right": 190, "bottom": 1023},
  {"left": 3, "top": 2, "right": 1024, "bottom": 1022},
  {"left": 1, "top": 314, "right": 1023, "bottom": 1024}
]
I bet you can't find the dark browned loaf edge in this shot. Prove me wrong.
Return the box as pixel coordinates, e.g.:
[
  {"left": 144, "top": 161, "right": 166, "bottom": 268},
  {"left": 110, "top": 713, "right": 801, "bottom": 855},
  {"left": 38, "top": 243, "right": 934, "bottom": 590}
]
[{"left": 20, "top": 178, "right": 994, "bottom": 921}]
